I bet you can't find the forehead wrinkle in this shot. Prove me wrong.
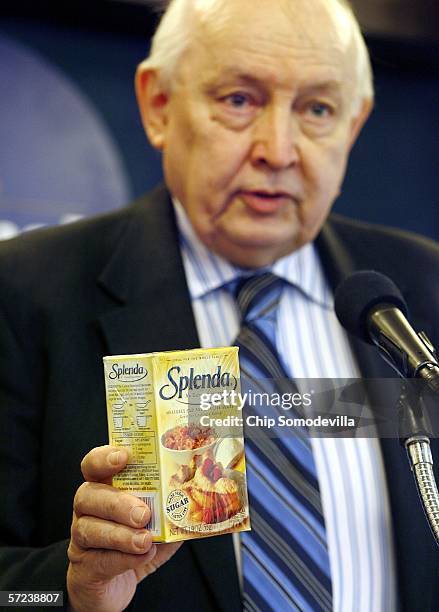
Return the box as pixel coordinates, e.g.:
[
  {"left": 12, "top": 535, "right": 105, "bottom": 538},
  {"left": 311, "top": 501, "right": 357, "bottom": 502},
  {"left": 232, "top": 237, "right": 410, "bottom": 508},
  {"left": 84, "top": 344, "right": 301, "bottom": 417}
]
[
  {"left": 201, "top": 47, "right": 346, "bottom": 91},
  {"left": 199, "top": 26, "right": 348, "bottom": 70},
  {"left": 204, "top": 64, "right": 344, "bottom": 92}
]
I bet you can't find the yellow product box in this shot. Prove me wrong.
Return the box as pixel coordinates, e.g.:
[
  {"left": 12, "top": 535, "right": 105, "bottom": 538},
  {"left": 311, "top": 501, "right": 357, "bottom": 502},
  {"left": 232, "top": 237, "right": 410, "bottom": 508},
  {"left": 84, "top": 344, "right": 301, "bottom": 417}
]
[{"left": 103, "top": 346, "right": 250, "bottom": 542}]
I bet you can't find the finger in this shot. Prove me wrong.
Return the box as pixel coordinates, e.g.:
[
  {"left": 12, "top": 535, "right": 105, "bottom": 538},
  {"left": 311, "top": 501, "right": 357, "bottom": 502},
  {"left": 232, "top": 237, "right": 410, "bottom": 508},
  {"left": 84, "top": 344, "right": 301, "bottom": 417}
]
[
  {"left": 136, "top": 542, "right": 184, "bottom": 581},
  {"left": 74, "top": 482, "right": 151, "bottom": 528},
  {"left": 68, "top": 541, "right": 159, "bottom": 582},
  {"left": 71, "top": 514, "right": 153, "bottom": 555},
  {"left": 81, "top": 445, "right": 129, "bottom": 483}
]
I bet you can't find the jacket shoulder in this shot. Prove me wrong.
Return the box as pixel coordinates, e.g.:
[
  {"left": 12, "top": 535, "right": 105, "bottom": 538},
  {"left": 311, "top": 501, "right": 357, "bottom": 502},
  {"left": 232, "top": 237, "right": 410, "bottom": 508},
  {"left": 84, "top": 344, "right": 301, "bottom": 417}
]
[
  {"left": 324, "top": 213, "right": 439, "bottom": 342},
  {"left": 327, "top": 213, "right": 439, "bottom": 270},
  {"left": 0, "top": 188, "right": 167, "bottom": 293},
  {"left": 0, "top": 205, "right": 129, "bottom": 268}
]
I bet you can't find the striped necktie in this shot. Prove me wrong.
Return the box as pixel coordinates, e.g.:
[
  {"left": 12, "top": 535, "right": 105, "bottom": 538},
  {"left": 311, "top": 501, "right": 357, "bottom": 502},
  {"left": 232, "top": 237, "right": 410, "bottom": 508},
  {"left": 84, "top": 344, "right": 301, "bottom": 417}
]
[{"left": 234, "top": 273, "right": 333, "bottom": 612}]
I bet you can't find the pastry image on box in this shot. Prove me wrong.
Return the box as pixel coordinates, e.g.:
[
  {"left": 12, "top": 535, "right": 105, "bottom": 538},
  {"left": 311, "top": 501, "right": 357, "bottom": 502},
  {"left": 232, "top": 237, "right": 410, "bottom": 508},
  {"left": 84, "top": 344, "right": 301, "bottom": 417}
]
[{"left": 103, "top": 346, "right": 250, "bottom": 543}]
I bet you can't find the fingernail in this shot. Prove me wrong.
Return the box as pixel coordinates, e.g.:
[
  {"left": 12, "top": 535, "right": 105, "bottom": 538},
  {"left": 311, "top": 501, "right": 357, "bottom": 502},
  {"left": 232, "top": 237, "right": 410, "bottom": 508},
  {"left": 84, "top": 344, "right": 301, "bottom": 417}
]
[
  {"left": 108, "top": 451, "right": 126, "bottom": 466},
  {"left": 133, "top": 531, "right": 148, "bottom": 550},
  {"left": 131, "top": 506, "right": 147, "bottom": 525},
  {"left": 108, "top": 451, "right": 121, "bottom": 466}
]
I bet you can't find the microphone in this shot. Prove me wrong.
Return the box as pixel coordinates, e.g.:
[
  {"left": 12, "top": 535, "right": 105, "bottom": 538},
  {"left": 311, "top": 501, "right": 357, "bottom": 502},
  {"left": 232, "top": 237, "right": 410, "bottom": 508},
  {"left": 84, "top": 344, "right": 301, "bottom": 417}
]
[{"left": 334, "top": 270, "right": 439, "bottom": 394}]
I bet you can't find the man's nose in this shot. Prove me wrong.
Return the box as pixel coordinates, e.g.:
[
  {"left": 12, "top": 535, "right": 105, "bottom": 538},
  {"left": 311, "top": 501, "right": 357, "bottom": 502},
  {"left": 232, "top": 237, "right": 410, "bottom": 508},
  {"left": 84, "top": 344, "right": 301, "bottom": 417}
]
[{"left": 250, "top": 106, "right": 300, "bottom": 170}]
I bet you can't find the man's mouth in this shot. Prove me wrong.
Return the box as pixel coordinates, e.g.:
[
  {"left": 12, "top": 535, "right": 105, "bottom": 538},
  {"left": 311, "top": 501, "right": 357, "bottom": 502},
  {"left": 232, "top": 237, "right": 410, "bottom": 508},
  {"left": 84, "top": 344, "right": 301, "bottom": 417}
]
[{"left": 238, "top": 190, "right": 294, "bottom": 215}]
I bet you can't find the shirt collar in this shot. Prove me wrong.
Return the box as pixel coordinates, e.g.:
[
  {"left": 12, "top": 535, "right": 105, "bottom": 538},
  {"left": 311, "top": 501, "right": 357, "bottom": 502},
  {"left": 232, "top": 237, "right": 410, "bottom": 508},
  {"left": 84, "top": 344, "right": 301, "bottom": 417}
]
[{"left": 173, "top": 198, "right": 333, "bottom": 309}]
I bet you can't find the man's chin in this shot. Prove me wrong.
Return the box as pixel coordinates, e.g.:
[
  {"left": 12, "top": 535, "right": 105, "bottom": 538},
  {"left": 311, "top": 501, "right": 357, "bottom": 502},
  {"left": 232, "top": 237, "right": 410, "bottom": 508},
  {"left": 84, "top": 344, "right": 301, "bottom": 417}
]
[{"left": 209, "top": 233, "right": 300, "bottom": 268}]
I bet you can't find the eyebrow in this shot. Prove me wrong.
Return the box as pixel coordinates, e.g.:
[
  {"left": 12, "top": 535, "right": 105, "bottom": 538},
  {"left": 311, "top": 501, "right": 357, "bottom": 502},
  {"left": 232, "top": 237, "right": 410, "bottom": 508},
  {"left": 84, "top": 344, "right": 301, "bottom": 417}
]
[
  {"left": 296, "top": 81, "right": 344, "bottom": 97},
  {"left": 203, "top": 72, "right": 264, "bottom": 92}
]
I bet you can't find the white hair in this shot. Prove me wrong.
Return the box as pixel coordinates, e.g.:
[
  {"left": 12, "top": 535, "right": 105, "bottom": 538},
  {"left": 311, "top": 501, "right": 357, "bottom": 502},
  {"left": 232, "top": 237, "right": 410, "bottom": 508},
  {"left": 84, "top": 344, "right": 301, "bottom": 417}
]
[{"left": 142, "top": 0, "right": 374, "bottom": 114}]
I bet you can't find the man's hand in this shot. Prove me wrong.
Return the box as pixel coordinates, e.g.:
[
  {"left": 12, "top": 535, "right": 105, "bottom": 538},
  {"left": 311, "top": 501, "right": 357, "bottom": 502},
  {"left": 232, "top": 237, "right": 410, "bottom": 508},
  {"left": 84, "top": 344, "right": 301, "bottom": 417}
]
[{"left": 67, "top": 445, "right": 182, "bottom": 612}]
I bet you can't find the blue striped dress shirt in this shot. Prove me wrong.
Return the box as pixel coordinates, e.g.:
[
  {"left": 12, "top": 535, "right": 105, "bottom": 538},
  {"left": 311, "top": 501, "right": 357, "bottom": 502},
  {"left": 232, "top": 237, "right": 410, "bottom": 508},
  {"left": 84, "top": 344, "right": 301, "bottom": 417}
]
[{"left": 173, "top": 200, "right": 397, "bottom": 612}]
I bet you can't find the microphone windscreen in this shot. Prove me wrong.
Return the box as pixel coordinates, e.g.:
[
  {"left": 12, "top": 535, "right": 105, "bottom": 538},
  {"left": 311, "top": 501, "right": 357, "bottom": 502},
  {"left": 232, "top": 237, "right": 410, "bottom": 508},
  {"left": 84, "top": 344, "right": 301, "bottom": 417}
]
[{"left": 334, "top": 270, "right": 408, "bottom": 343}]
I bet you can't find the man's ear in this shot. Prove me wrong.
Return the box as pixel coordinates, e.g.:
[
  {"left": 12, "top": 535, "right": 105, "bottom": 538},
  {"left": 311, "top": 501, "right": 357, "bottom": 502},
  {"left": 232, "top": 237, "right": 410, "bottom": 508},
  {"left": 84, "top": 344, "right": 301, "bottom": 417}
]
[
  {"left": 348, "top": 98, "right": 373, "bottom": 151},
  {"left": 135, "top": 62, "right": 169, "bottom": 150}
]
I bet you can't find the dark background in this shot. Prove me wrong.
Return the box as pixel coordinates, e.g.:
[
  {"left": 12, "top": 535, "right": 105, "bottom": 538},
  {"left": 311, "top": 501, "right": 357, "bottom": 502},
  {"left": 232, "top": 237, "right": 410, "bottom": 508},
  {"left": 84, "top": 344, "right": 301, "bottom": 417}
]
[{"left": 0, "top": 0, "right": 438, "bottom": 240}]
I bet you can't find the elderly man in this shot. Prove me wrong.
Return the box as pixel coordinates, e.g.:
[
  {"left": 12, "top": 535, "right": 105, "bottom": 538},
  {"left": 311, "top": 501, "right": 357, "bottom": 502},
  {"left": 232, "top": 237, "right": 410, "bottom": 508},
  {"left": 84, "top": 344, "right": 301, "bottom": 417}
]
[{"left": 0, "top": 0, "right": 438, "bottom": 611}]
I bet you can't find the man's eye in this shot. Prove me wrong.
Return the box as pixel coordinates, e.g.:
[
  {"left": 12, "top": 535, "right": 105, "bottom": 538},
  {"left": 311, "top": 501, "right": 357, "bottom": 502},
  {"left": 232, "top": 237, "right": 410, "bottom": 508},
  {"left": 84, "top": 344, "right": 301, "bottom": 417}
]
[
  {"left": 223, "top": 93, "right": 252, "bottom": 108},
  {"left": 307, "top": 102, "right": 333, "bottom": 118}
]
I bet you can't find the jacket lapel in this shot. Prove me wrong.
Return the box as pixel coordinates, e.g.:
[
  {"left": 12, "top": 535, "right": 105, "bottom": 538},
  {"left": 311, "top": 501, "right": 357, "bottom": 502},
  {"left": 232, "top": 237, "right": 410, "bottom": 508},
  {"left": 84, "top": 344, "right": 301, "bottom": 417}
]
[
  {"left": 96, "top": 186, "right": 199, "bottom": 355},
  {"left": 316, "top": 218, "right": 393, "bottom": 380}
]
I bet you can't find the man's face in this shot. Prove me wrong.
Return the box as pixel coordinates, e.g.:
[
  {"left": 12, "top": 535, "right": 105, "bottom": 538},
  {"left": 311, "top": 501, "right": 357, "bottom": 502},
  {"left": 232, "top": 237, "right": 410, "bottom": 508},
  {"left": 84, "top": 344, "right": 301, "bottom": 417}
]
[{"left": 140, "top": 0, "right": 370, "bottom": 267}]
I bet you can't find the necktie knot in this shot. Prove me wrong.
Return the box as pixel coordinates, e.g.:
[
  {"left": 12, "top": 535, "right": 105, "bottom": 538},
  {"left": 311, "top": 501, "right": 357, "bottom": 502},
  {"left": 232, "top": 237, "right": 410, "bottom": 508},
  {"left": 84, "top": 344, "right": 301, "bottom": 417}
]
[{"left": 234, "top": 272, "right": 284, "bottom": 323}]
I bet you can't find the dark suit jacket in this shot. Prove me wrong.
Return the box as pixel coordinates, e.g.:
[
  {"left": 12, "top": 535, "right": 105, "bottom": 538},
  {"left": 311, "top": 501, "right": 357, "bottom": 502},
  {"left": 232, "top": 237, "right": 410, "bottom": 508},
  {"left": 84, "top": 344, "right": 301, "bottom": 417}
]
[{"left": 0, "top": 185, "right": 438, "bottom": 611}]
